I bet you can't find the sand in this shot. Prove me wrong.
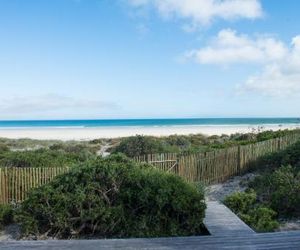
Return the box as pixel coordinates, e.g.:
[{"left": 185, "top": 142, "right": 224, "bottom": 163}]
[
  {"left": 206, "top": 173, "right": 258, "bottom": 202},
  {"left": 0, "top": 124, "right": 298, "bottom": 236},
  {"left": 0, "top": 124, "right": 300, "bottom": 140},
  {"left": 0, "top": 124, "right": 299, "bottom": 141}
]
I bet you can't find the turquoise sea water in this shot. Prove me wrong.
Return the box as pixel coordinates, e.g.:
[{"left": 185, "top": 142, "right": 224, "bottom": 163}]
[{"left": 0, "top": 118, "right": 299, "bottom": 128}]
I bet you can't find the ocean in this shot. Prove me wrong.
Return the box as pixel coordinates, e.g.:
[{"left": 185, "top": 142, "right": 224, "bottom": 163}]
[{"left": 0, "top": 118, "right": 299, "bottom": 128}]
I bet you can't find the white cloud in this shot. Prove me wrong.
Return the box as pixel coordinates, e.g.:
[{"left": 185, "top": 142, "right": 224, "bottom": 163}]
[
  {"left": 186, "top": 29, "right": 287, "bottom": 65},
  {"left": 241, "top": 36, "right": 300, "bottom": 97},
  {"left": 184, "top": 29, "right": 300, "bottom": 97},
  {"left": 127, "top": 0, "right": 263, "bottom": 28},
  {"left": 241, "top": 65, "right": 300, "bottom": 97}
]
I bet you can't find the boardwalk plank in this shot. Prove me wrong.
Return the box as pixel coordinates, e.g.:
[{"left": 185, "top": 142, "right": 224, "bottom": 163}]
[
  {"left": 204, "top": 201, "right": 255, "bottom": 236},
  {"left": 1, "top": 232, "right": 300, "bottom": 250}
]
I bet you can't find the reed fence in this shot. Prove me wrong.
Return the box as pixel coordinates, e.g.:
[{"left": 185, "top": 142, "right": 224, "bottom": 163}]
[
  {"left": 134, "top": 132, "right": 300, "bottom": 184},
  {"left": 0, "top": 167, "right": 69, "bottom": 204},
  {"left": 0, "top": 132, "right": 300, "bottom": 204}
]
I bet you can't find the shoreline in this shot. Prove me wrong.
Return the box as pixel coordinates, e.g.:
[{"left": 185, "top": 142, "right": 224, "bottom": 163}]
[{"left": 0, "top": 124, "right": 299, "bottom": 141}]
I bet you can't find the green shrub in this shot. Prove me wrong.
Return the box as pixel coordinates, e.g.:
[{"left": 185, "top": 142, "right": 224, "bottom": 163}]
[
  {"left": 247, "top": 207, "right": 279, "bottom": 232},
  {"left": 16, "top": 154, "right": 206, "bottom": 239},
  {"left": 224, "top": 190, "right": 279, "bottom": 232},
  {"left": 0, "top": 204, "right": 14, "bottom": 229},
  {"left": 50, "top": 143, "right": 96, "bottom": 160},
  {"left": 0, "top": 143, "right": 9, "bottom": 153},
  {"left": 111, "top": 130, "right": 299, "bottom": 157},
  {"left": 112, "top": 135, "right": 166, "bottom": 157},
  {"left": 257, "top": 141, "right": 300, "bottom": 170},
  {"left": 165, "top": 136, "right": 191, "bottom": 150},
  {"left": 250, "top": 166, "right": 300, "bottom": 217},
  {"left": 256, "top": 130, "right": 296, "bottom": 142},
  {"left": 224, "top": 190, "right": 256, "bottom": 214},
  {"left": 0, "top": 148, "right": 89, "bottom": 168}
]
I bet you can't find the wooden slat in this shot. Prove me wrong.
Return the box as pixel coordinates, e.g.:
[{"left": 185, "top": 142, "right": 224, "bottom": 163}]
[
  {"left": 134, "top": 133, "right": 300, "bottom": 185},
  {"left": 0, "top": 166, "right": 71, "bottom": 204},
  {"left": 1, "top": 231, "right": 300, "bottom": 249},
  {"left": 204, "top": 201, "right": 255, "bottom": 236}
]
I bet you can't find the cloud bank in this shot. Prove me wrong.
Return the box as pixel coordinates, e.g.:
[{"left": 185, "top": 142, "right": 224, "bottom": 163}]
[
  {"left": 186, "top": 29, "right": 287, "bottom": 65},
  {"left": 242, "top": 36, "right": 300, "bottom": 97},
  {"left": 128, "top": 0, "right": 263, "bottom": 28},
  {"left": 185, "top": 29, "right": 300, "bottom": 97}
]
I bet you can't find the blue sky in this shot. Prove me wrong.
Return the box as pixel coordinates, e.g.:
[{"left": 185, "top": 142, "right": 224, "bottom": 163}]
[{"left": 0, "top": 0, "right": 299, "bottom": 119}]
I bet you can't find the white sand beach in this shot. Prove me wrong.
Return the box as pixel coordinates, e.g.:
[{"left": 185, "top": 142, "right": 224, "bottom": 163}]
[{"left": 0, "top": 124, "right": 299, "bottom": 141}]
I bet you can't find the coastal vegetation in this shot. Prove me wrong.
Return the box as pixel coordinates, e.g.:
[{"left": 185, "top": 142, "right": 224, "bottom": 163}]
[
  {"left": 0, "top": 129, "right": 299, "bottom": 238},
  {"left": 224, "top": 190, "right": 279, "bottom": 232},
  {"left": 0, "top": 129, "right": 297, "bottom": 161},
  {"left": 0, "top": 149, "right": 90, "bottom": 168},
  {"left": 0, "top": 204, "right": 13, "bottom": 230},
  {"left": 15, "top": 155, "right": 206, "bottom": 239},
  {"left": 224, "top": 141, "right": 300, "bottom": 232},
  {"left": 0, "top": 129, "right": 296, "bottom": 171},
  {"left": 111, "top": 129, "right": 299, "bottom": 157},
  {"left": 0, "top": 138, "right": 105, "bottom": 154},
  {"left": 0, "top": 139, "right": 104, "bottom": 168}
]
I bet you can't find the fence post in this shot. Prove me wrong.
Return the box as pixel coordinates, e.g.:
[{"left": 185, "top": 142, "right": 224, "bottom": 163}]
[
  {"left": 237, "top": 145, "right": 241, "bottom": 174},
  {"left": 176, "top": 154, "right": 180, "bottom": 175}
]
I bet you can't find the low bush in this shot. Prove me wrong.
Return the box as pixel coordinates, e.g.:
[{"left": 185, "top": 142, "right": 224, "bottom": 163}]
[
  {"left": 257, "top": 141, "right": 300, "bottom": 171},
  {"left": 112, "top": 130, "right": 300, "bottom": 157},
  {"left": 49, "top": 143, "right": 96, "bottom": 159},
  {"left": 223, "top": 190, "right": 256, "bottom": 214},
  {"left": 112, "top": 135, "right": 166, "bottom": 157},
  {"left": 0, "top": 204, "right": 14, "bottom": 230},
  {"left": 245, "top": 207, "right": 279, "bottom": 232},
  {"left": 0, "top": 143, "right": 9, "bottom": 153},
  {"left": 0, "top": 148, "right": 90, "bottom": 168},
  {"left": 249, "top": 165, "right": 300, "bottom": 217},
  {"left": 165, "top": 135, "right": 192, "bottom": 150},
  {"left": 16, "top": 154, "right": 206, "bottom": 239},
  {"left": 256, "top": 130, "right": 297, "bottom": 142},
  {"left": 224, "top": 190, "right": 279, "bottom": 232}
]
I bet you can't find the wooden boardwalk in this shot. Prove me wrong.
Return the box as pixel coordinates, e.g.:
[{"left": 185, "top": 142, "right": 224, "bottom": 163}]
[
  {"left": 204, "top": 201, "right": 255, "bottom": 236},
  {"left": 1, "top": 231, "right": 300, "bottom": 249},
  {"left": 1, "top": 202, "right": 300, "bottom": 249}
]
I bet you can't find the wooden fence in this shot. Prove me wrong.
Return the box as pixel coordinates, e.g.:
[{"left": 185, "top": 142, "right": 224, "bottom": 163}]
[
  {"left": 134, "top": 132, "right": 300, "bottom": 184},
  {"left": 0, "top": 132, "right": 300, "bottom": 204},
  {"left": 0, "top": 167, "right": 70, "bottom": 204}
]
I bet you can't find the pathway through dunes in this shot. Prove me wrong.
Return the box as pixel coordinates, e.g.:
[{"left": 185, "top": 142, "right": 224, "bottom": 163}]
[
  {"left": 204, "top": 201, "right": 255, "bottom": 236},
  {"left": 96, "top": 141, "right": 112, "bottom": 157}
]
